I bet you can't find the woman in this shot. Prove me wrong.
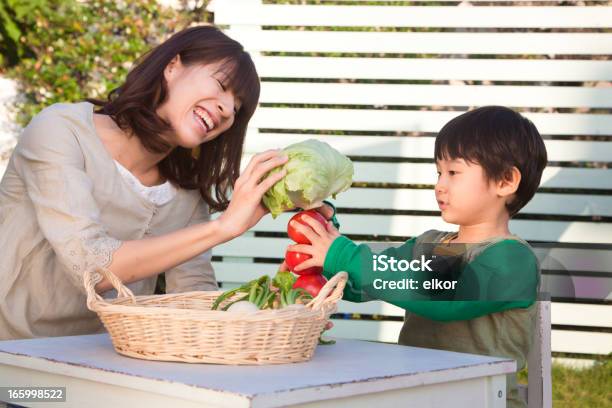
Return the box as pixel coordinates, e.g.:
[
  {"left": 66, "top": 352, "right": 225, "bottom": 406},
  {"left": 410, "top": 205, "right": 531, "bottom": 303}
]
[{"left": 0, "top": 26, "right": 332, "bottom": 340}]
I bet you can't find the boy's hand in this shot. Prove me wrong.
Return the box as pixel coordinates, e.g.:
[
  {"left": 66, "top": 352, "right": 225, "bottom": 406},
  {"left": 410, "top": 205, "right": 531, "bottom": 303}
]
[
  {"left": 286, "top": 215, "right": 340, "bottom": 272},
  {"left": 312, "top": 202, "right": 335, "bottom": 220},
  {"left": 278, "top": 260, "right": 289, "bottom": 272}
]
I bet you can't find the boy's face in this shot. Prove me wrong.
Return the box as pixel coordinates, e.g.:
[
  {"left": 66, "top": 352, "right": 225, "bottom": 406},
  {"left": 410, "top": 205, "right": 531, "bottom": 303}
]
[{"left": 435, "top": 158, "right": 503, "bottom": 225}]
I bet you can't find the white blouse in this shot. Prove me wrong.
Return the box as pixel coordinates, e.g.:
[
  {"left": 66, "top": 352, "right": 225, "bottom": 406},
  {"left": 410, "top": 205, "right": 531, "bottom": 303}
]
[{"left": 114, "top": 160, "right": 177, "bottom": 206}]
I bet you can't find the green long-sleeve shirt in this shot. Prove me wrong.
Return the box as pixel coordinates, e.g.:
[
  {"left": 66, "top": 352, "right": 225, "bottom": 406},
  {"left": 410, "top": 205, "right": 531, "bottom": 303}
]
[
  {"left": 322, "top": 229, "right": 540, "bottom": 408},
  {"left": 323, "top": 232, "right": 538, "bottom": 321}
]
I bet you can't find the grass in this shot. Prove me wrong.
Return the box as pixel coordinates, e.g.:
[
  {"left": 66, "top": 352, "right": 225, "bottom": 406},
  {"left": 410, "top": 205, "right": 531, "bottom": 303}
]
[{"left": 517, "top": 359, "right": 612, "bottom": 408}]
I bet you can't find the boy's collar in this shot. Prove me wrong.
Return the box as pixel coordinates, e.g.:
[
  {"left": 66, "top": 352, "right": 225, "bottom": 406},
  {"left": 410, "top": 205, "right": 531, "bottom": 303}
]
[{"left": 444, "top": 231, "right": 522, "bottom": 245}]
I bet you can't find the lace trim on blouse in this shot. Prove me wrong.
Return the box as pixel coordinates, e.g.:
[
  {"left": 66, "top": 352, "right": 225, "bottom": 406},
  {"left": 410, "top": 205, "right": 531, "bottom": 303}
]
[
  {"left": 114, "top": 160, "right": 177, "bottom": 206},
  {"left": 63, "top": 229, "right": 123, "bottom": 290}
]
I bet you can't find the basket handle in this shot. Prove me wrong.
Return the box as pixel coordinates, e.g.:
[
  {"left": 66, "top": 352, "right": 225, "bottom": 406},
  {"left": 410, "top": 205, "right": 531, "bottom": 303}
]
[
  {"left": 84, "top": 266, "right": 136, "bottom": 311},
  {"left": 306, "top": 272, "right": 348, "bottom": 310}
]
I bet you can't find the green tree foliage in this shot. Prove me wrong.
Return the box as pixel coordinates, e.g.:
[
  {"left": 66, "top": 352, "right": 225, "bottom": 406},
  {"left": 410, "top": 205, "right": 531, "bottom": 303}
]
[{"left": 0, "top": 0, "right": 210, "bottom": 125}]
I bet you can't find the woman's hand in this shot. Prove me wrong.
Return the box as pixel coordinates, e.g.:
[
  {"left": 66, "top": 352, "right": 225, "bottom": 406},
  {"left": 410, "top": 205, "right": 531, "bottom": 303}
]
[{"left": 217, "top": 149, "right": 288, "bottom": 240}]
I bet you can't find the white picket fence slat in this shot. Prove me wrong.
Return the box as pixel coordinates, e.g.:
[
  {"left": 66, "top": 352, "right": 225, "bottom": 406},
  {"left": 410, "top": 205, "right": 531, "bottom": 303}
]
[
  {"left": 333, "top": 301, "right": 612, "bottom": 329},
  {"left": 240, "top": 155, "right": 612, "bottom": 190},
  {"left": 254, "top": 57, "right": 612, "bottom": 82},
  {"left": 216, "top": 265, "right": 611, "bottom": 303},
  {"left": 213, "top": 220, "right": 612, "bottom": 255},
  {"left": 227, "top": 30, "right": 612, "bottom": 55},
  {"left": 260, "top": 82, "right": 612, "bottom": 109},
  {"left": 245, "top": 133, "right": 612, "bottom": 162},
  {"left": 209, "top": 263, "right": 612, "bottom": 328},
  {"left": 305, "top": 0, "right": 610, "bottom": 3},
  {"left": 252, "top": 108, "right": 612, "bottom": 136},
  {"left": 329, "top": 188, "right": 612, "bottom": 217},
  {"left": 248, "top": 214, "right": 612, "bottom": 244},
  {"left": 353, "top": 163, "right": 612, "bottom": 190},
  {"left": 216, "top": 5, "right": 612, "bottom": 28},
  {"left": 214, "top": 239, "right": 612, "bottom": 273},
  {"left": 214, "top": 233, "right": 612, "bottom": 261},
  {"left": 325, "top": 320, "right": 612, "bottom": 355},
  {"left": 550, "top": 303, "right": 612, "bottom": 328}
]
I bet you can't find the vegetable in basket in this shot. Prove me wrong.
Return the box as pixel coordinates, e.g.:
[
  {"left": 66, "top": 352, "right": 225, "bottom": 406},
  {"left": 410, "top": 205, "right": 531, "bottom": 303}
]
[
  {"left": 226, "top": 301, "right": 259, "bottom": 313},
  {"left": 211, "top": 271, "right": 313, "bottom": 312},
  {"left": 262, "top": 139, "right": 354, "bottom": 218},
  {"left": 272, "top": 270, "right": 314, "bottom": 307},
  {"left": 211, "top": 270, "right": 335, "bottom": 345},
  {"left": 212, "top": 276, "right": 270, "bottom": 311},
  {"left": 293, "top": 274, "right": 328, "bottom": 298}
]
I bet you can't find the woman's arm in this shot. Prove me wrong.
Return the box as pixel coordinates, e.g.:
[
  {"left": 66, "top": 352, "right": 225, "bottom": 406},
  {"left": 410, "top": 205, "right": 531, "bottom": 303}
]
[
  {"left": 95, "top": 219, "right": 226, "bottom": 292},
  {"left": 95, "top": 149, "right": 288, "bottom": 293},
  {"left": 12, "top": 107, "right": 287, "bottom": 295}
]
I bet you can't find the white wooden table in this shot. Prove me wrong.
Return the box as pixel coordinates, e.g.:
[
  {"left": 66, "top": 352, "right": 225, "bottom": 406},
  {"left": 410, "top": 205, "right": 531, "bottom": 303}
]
[{"left": 0, "top": 334, "right": 515, "bottom": 408}]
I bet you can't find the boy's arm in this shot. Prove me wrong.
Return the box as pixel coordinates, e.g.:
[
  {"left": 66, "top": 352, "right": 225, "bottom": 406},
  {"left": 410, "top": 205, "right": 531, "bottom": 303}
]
[
  {"left": 395, "top": 241, "right": 538, "bottom": 321},
  {"left": 322, "top": 236, "right": 418, "bottom": 303},
  {"left": 325, "top": 237, "right": 539, "bottom": 321}
]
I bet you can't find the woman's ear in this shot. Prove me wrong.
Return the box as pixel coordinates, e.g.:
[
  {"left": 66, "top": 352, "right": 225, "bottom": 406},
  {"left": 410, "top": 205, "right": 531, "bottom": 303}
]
[
  {"left": 164, "top": 54, "right": 182, "bottom": 82},
  {"left": 497, "top": 166, "right": 521, "bottom": 198}
]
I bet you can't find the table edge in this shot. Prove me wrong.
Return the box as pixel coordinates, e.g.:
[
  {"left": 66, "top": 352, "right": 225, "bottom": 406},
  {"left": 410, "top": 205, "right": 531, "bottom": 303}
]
[{"left": 0, "top": 349, "right": 516, "bottom": 407}]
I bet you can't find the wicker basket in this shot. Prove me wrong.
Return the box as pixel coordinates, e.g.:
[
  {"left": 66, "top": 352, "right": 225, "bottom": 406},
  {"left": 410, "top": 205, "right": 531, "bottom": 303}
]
[{"left": 84, "top": 266, "right": 348, "bottom": 365}]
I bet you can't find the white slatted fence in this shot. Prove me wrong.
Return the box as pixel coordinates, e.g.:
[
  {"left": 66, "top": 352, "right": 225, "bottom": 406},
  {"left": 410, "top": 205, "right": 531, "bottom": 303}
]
[{"left": 211, "top": 0, "right": 612, "bottom": 362}]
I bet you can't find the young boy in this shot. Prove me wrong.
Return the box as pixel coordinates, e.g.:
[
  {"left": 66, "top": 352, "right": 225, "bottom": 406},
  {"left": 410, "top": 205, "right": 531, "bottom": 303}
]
[{"left": 285, "top": 106, "right": 547, "bottom": 408}]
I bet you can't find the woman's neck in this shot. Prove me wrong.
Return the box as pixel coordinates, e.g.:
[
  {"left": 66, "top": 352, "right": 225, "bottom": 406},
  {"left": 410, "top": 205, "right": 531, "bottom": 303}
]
[{"left": 95, "top": 114, "right": 169, "bottom": 185}]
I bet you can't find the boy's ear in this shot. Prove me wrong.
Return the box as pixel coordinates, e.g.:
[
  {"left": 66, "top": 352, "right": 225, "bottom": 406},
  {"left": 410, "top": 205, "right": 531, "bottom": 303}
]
[{"left": 497, "top": 166, "right": 521, "bottom": 199}]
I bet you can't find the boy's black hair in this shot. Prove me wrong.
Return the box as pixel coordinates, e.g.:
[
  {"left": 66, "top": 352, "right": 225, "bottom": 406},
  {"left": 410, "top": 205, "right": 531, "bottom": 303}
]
[{"left": 434, "top": 106, "right": 547, "bottom": 217}]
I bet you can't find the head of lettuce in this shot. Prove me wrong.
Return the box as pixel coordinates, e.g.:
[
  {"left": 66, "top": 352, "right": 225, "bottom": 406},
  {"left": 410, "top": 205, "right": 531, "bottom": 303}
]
[{"left": 262, "top": 139, "right": 354, "bottom": 218}]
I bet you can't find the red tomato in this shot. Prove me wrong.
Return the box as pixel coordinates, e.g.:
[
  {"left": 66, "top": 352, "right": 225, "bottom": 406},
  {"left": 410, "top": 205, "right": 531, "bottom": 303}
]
[
  {"left": 285, "top": 250, "right": 322, "bottom": 276},
  {"left": 287, "top": 210, "right": 327, "bottom": 244},
  {"left": 293, "top": 274, "right": 328, "bottom": 298}
]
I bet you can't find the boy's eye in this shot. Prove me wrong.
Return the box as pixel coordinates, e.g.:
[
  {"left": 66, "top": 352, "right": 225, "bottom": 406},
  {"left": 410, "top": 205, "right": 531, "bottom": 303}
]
[{"left": 449, "top": 171, "right": 456, "bottom": 176}]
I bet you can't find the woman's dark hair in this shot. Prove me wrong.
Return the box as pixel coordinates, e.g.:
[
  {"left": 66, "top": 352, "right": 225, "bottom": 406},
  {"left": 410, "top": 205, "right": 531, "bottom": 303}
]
[
  {"left": 434, "top": 106, "right": 548, "bottom": 217},
  {"left": 87, "top": 25, "right": 260, "bottom": 213}
]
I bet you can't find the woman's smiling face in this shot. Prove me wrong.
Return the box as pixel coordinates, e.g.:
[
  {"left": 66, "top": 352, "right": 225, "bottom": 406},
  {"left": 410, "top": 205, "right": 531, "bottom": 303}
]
[{"left": 157, "top": 56, "right": 241, "bottom": 148}]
